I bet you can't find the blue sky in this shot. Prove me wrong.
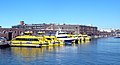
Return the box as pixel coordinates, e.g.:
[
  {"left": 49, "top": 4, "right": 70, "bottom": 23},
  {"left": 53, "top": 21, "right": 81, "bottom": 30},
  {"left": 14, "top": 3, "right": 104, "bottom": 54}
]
[{"left": 0, "top": 0, "right": 120, "bottom": 29}]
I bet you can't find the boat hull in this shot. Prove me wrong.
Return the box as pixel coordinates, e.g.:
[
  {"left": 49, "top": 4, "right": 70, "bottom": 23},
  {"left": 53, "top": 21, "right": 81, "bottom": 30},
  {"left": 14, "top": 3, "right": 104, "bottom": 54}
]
[
  {"left": 115, "top": 37, "right": 120, "bottom": 38},
  {"left": 11, "top": 44, "right": 42, "bottom": 48},
  {"left": 58, "top": 38, "right": 78, "bottom": 45},
  {"left": 0, "top": 44, "right": 10, "bottom": 48}
]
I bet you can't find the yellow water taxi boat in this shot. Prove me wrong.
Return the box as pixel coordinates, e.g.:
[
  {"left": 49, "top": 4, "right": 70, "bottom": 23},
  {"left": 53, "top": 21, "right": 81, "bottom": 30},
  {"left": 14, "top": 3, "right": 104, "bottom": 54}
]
[
  {"left": 70, "top": 34, "right": 91, "bottom": 44},
  {"left": 11, "top": 35, "right": 44, "bottom": 47},
  {"left": 82, "top": 34, "right": 91, "bottom": 41},
  {"left": 11, "top": 31, "right": 45, "bottom": 47},
  {"left": 77, "top": 34, "right": 84, "bottom": 43},
  {"left": 42, "top": 36, "right": 64, "bottom": 46}
]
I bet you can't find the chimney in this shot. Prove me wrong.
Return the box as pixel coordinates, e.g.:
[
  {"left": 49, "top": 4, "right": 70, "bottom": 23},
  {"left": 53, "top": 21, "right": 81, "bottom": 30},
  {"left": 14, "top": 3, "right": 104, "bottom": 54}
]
[{"left": 20, "top": 21, "right": 24, "bottom": 25}]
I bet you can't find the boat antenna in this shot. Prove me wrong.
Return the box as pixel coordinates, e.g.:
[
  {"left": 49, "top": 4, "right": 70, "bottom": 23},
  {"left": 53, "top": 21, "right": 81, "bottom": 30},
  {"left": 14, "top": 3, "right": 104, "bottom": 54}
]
[{"left": 58, "top": 26, "right": 62, "bottom": 32}]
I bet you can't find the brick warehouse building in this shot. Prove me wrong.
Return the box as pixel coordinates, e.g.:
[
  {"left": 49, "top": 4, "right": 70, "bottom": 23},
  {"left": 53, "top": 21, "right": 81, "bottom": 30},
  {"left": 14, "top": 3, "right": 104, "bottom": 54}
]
[
  {"left": 12, "top": 21, "right": 51, "bottom": 30},
  {"left": 12, "top": 21, "right": 98, "bottom": 35},
  {"left": 0, "top": 20, "right": 113, "bottom": 41},
  {"left": 46, "top": 24, "right": 98, "bottom": 35},
  {"left": 0, "top": 21, "right": 112, "bottom": 40}
]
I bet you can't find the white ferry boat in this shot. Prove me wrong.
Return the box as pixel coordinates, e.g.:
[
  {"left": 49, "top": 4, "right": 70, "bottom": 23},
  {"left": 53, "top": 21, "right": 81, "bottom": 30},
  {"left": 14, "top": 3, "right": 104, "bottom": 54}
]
[{"left": 55, "top": 31, "right": 78, "bottom": 45}]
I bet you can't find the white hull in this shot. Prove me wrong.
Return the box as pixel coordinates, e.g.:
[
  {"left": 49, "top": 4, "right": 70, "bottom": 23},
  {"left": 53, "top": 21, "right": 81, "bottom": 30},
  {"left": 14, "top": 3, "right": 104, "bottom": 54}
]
[
  {"left": 55, "top": 30, "right": 78, "bottom": 44},
  {"left": 115, "top": 36, "right": 120, "bottom": 38},
  {"left": 58, "top": 37, "right": 78, "bottom": 41}
]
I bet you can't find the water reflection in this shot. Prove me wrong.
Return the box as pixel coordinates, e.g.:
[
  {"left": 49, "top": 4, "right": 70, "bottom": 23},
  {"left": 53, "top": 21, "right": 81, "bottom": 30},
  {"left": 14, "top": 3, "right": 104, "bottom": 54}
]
[
  {"left": 0, "top": 41, "right": 92, "bottom": 65},
  {"left": 10, "top": 41, "right": 91, "bottom": 61},
  {"left": 1, "top": 38, "right": 120, "bottom": 65},
  {"left": 11, "top": 47, "right": 44, "bottom": 61},
  {"left": 11, "top": 45, "right": 65, "bottom": 61}
]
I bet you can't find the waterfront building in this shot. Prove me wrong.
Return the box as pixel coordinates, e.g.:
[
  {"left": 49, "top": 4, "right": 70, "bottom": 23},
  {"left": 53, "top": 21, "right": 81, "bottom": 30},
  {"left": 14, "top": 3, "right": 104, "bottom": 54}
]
[
  {"left": 46, "top": 24, "right": 98, "bottom": 35},
  {"left": 12, "top": 21, "right": 51, "bottom": 30},
  {"left": 12, "top": 21, "right": 98, "bottom": 35},
  {"left": 1, "top": 21, "right": 113, "bottom": 40}
]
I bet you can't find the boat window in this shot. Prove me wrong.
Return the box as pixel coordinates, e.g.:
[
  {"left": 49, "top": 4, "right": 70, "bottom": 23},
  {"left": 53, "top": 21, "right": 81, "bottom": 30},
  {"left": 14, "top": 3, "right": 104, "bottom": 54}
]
[
  {"left": 78, "top": 36, "right": 81, "bottom": 37},
  {"left": 57, "top": 36, "right": 68, "bottom": 38},
  {"left": 31, "top": 38, "right": 39, "bottom": 41},
  {"left": 46, "top": 38, "right": 51, "bottom": 40},
  {"left": 116, "top": 32, "right": 120, "bottom": 34},
  {"left": 58, "top": 32, "right": 69, "bottom": 35},
  {"left": 58, "top": 33, "right": 68, "bottom": 35},
  {"left": 15, "top": 38, "right": 39, "bottom": 41},
  {"left": 24, "top": 33, "right": 32, "bottom": 35}
]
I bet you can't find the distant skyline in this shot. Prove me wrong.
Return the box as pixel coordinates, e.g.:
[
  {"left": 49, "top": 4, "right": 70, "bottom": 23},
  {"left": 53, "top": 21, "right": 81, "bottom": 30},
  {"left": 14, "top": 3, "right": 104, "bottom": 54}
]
[{"left": 0, "top": 0, "right": 120, "bottom": 29}]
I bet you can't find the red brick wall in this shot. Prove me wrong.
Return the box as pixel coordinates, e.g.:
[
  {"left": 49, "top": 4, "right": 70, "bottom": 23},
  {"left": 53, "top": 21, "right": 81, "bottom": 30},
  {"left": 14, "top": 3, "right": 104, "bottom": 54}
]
[
  {"left": 0, "top": 28, "right": 56, "bottom": 40},
  {"left": 0, "top": 28, "right": 25, "bottom": 40}
]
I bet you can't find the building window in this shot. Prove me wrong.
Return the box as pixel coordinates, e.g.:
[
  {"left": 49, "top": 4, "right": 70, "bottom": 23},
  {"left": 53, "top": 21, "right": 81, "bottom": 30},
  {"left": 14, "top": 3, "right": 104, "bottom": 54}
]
[
  {"left": 19, "top": 31, "right": 22, "bottom": 34},
  {"left": 3, "top": 30, "right": 6, "bottom": 34},
  {"left": 14, "top": 31, "right": 17, "bottom": 34},
  {"left": 76, "top": 27, "right": 78, "bottom": 29}
]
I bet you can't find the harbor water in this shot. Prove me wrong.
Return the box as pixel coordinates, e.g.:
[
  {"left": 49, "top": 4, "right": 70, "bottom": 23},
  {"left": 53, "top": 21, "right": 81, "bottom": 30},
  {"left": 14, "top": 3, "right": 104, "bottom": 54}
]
[{"left": 0, "top": 37, "right": 120, "bottom": 65}]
